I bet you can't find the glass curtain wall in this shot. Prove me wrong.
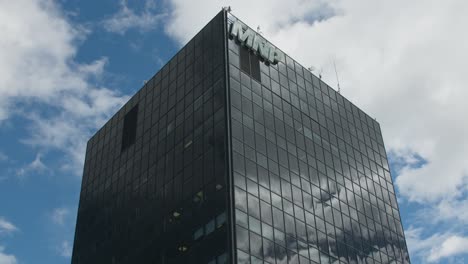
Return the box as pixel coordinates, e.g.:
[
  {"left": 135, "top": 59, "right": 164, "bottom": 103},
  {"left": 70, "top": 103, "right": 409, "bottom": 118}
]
[{"left": 226, "top": 14, "right": 410, "bottom": 264}]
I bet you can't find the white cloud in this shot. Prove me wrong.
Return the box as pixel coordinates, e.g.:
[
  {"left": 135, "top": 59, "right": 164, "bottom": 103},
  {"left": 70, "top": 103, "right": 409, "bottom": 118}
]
[
  {"left": 0, "top": 218, "right": 18, "bottom": 235},
  {"left": 0, "top": 221, "right": 18, "bottom": 263},
  {"left": 16, "top": 153, "right": 47, "bottom": 177},
  {"left": 412, "top": 197, "right": 468, "bottom": 227},
  {"left": 433, "top": 198, "right": 468, "bottom": 224},
  {"left": 428, "top": 236, "right": 468, "bottom": 262},
  {"left": 0, "top": 0, "right": 129, "bottom": 174},
  {"left": 0, "top": 246, "right": 17, "bottom": 264},
  {"left": 406, "top": 227, "right": 446, "bottom": 259},
  {"left": 165, "top": 0, "right": 334, "bottom": 44},
  {"left": 102, "top": 0, "right": 167, "bottom": 34},
  {"left": 406, "top": 227, "right": 468, "bottom": 262},
  {"left": 51, "top": 208, "right": 70, "bottom": 226},
  {"left": 49, "top": 207, "right": 75, "bottom": 258},
  {"left": 58, "top": 240, "right": 72, "bottom": 258}
]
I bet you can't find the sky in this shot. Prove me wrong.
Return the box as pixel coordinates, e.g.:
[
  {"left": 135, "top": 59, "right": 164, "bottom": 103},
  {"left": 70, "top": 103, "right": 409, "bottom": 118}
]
[{"left": 0, "top": 0, "right": 467, "bottom": 263}]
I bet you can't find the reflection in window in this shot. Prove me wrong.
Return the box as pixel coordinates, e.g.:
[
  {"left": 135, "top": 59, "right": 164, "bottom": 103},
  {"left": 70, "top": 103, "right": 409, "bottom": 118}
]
[
  {"left": 237, "top": 226, "right": 250, "bottom": 252},
  {"left": 192, "top": 211, "right": 226, "bottom": 242},
  {"left": 228, "top": 17, "right": 409, "bottom": 264},
  {"left": 250, "top": 231, "right": 263, "bottom": 258},
  {"left": 237, "top": 249, "right": 250, "bottom": 264},
  {"left": 193, "top": 227, "right": 203, "bottom": 240}
]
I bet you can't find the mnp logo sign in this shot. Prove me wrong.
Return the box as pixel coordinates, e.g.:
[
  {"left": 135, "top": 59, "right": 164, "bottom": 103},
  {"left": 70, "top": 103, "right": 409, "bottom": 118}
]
[{"left": 230, "top": 20, "right": 285, "bottom": 65}]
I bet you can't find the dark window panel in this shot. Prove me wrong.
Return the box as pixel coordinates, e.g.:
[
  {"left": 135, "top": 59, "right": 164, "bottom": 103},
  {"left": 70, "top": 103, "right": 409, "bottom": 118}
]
[
  {"left": 121, "top": 104, "right": 138, "bottom": 151},
  {"left": 240, "top": 45, "right": 250, "bottom": 74},
  {"left": 250, "top": 53, "right": 261, "bottom": 82}
]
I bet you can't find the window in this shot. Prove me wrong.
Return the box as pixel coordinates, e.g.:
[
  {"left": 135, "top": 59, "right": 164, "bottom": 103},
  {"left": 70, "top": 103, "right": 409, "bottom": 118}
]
[
  {"left": 240, "top": 46, "right": 250, "bottom": 74},
  {"left": 121, "top": 104, "right": 138, "bottom": 151},
  {"left": 239, "top": 46, "right": 261, "bottom": 82}
]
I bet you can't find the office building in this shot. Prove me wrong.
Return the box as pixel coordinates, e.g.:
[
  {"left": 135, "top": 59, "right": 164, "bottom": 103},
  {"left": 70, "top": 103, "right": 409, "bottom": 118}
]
[{"left": 72, "top": 10, "right": 410, "bottom": 264}]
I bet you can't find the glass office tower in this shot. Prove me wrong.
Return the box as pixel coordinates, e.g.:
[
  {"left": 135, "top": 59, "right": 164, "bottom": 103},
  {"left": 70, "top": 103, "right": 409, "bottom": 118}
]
[{"left": 72, "top": 10, "right": 410, "bottom": 264}]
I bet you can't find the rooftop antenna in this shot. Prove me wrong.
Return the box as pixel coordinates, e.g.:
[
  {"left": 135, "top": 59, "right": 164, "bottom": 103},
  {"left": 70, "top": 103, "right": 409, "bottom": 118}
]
[
  {"left": 333, "top": 58, "right": 341, "bottom": 93},
  {"left": 222, "top": 6, "right": 232, "bottom": 12}
]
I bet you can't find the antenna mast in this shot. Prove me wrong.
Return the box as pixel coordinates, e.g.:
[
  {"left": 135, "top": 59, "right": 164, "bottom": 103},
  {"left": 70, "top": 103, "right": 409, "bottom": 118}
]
[{"left": 333, "top": 58, "right": 341, "bottom": 93}]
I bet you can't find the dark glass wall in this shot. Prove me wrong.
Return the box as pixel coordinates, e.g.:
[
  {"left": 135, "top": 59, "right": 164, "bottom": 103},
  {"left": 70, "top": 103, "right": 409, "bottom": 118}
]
[
  {"left": 73, "top": 10, "right": 410, "bottom": 264},
  {"left": 227, "top": 14, "right": 410, "bottom": 264},
  {"left": 72, "top": 11, "right": 229, "bottom": 264}
]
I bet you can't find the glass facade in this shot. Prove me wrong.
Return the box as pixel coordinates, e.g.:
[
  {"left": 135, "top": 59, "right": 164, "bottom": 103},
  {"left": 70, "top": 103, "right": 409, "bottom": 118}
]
[
  {"left": 72, "top": 10, "right": 410, "bottom": 264},
  {"left": 227, "top": 14, "right": 409, "bottom": 264},
  {"left": 72, "top": 12, "right": 229, "bottom": 264}
]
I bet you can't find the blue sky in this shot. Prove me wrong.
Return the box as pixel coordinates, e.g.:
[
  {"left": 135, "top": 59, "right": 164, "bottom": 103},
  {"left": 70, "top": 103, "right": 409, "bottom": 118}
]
[{"left": 0, "top": 1, "right": 467, "bottom": 263}]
